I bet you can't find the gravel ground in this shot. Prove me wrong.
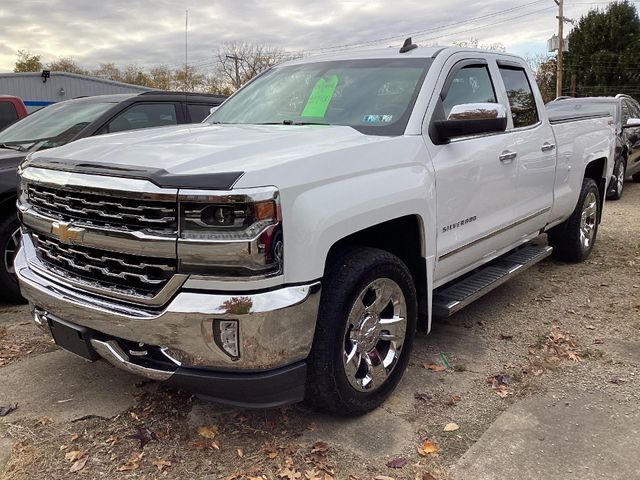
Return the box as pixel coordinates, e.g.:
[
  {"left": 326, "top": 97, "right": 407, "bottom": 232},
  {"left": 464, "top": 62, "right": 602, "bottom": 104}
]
[{"left": 0, "top": 182, "right": 638, "bottom": 480}]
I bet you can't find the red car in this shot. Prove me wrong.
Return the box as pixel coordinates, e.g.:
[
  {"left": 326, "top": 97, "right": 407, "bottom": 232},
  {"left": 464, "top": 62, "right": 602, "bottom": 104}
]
[{"left": 0, "top": 96, "right": 28, "bottom": 131}]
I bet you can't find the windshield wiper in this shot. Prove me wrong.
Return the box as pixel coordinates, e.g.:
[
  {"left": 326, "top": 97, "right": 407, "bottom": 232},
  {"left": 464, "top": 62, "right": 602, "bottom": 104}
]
[
  {"left": 0, "top": 143, "right": 27, "bottom": 152},
  {"left": 256, "top": 120, "right": 329, "bottom": 126}
]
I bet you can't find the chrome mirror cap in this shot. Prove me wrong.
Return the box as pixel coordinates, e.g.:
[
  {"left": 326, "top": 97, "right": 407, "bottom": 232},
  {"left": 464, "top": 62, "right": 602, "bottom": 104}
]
[{"left": 447, "top": 102, "right": 507, "bottom": 122}]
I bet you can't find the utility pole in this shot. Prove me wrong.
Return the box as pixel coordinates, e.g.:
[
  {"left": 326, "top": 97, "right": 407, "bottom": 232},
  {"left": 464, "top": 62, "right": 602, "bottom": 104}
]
[
  {"left": 226, "top": 55, "right": 242, "bottom": 90},
  {"left": 555, "top": 0, "right": 564, "bottom": 98}
]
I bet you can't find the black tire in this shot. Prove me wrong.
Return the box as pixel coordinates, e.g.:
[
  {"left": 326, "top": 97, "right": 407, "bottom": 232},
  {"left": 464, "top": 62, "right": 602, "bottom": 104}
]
[
  {"left": 548, "top": 178, "right": 600, "bottom": 263},
  {"left": 633, "top": 172, "right": 640, "bottom": 183},
  {"left": 607, "top": 158, "right": 625, "bottom": 200},
  {"left": 305, "top": 247, "right": 417, "bottom": 415},
  {"left": 0, "top": 214, "right": 24, "bottom": 303}
]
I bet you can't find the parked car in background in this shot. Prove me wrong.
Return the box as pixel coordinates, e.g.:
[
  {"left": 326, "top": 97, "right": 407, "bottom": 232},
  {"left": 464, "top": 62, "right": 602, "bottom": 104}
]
[
  {"left": 0, "top": 95, "right": 28, "bottom": 131},
  {"left": 547, "top": 94, "right": 640, "bottom": 199},
  {"left": 0, "top": 91, "right": 226, "bottom": 301},
  {"left": 15, "top": 44, "right": 615, "bottom": 413}
]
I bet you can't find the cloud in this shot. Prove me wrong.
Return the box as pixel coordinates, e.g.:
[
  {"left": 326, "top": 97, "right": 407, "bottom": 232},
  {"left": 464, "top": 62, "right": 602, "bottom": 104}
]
[{"left": 0, "top": 0, "right": 613, "bottom": 72}]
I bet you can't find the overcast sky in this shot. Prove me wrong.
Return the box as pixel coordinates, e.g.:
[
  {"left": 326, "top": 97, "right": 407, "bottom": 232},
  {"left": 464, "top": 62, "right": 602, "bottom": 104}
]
[{"left": 0, "top": 0, "right": 623, "bottom": 73}]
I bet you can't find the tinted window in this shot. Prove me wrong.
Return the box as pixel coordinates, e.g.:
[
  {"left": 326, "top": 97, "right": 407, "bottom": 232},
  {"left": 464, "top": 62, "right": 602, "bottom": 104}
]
[
  {"left": 442, "top": 65, "right": 497, "bottom": 118},
  {"left": 188, "top": 104, "right": 215, "bottom": 123},
  {"left": 107, "top": 103, "right": 178, "bottom": 133},
  {"left": 499, "top": 67, "right": 539, "bottom": 128},
  {"left": 0, "top": 101, "right": 19, "bottom": 131}
]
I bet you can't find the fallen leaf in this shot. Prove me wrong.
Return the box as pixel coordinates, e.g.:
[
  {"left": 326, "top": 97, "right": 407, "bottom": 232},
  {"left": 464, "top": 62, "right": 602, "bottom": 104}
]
[
  {"left": 386, "top": 458, "right": 407, "bottom": 469},
  {"left": 585, "top": 325, "right": 596, "bottom": 330},
  {"left": 423, "top": 363, "right": 446, "bottom": 372},
  {"left": 417, "top": 440, "right": 439, "bottom": 456},
  {"left": 237, "top": 448, "right": 244, "bottom": 458},
  {"left": 311, "top": 441, "right": 330, "bottom": 453},
  {"left": 0, "top": 403, "right": 18, "bottom": 417},
  {"left": 65, "top": 450, "right": 84, "bottom": 462},
  {"left": 373, "top": 476, "right": 396, "bottom": 480},
  {"left": 197, "top": 425, "right": 218, "bottom": 439},
  {"left": 69, "top": 456, "right": 88, "bottom": 473},
  {"left": 421, "top": 474, "right": 437, "bottom": 480},
  {"left": 128, "top": 426, "right": 155, "bottom": 449},
  {"left": 37, "top": 416, "right": 53, "bottom": 426},
  {"left": 152, "top": 458, "right": 172, "bottom": 472},
  {"left": 70, "top": 434, "right": 79, "bottom": 443},
  {"left": 278, "top": 466, "right": 302, "bottom": 479},
  {"left": 443, "top": 422, "right": 459, "bottom": 432},
  {"left": 500, "top": 333, "right": 513, "bottom": 340},
  {"left": 117, "top": 452, "right": 143, "bottom": 472},
  {"left": 414, "top": 392, "right": 432, "bottom": 402}
]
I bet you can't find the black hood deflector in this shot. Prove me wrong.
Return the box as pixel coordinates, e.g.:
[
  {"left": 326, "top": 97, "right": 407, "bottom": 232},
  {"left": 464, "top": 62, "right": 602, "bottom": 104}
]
[{"left": 24, "top": 157, "right": 244, "bottom": 190}]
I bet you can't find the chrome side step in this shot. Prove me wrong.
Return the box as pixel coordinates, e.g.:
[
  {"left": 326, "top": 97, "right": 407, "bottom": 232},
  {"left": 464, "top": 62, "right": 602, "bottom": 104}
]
[{"left": 432, "top": 245, "right": 553, "bottom": 318}]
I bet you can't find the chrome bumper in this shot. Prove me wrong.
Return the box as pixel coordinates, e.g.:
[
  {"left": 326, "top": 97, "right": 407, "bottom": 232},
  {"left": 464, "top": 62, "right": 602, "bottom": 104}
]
[{"left": 15, "top": 242, "right": 321, "bottom": 371}]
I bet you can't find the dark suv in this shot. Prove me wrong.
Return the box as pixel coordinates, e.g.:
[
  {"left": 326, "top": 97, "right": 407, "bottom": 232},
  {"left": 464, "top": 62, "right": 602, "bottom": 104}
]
[
  {"left": 547, "top": 94, "right": 640, "bottom": 200},
  {"left": 0, "top": 91, "right": 226, "bottom": 301}
]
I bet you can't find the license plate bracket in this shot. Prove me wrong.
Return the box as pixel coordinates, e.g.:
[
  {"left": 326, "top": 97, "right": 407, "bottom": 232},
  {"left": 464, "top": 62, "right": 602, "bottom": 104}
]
[{"left": 49, "top": 316, "right": 100, "bottom": 361}]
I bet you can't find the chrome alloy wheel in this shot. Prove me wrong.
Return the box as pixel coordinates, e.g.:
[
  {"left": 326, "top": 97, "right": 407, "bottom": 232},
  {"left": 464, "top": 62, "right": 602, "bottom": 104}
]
[
  {"left": 343, "top": 278, "right": 407, "bottom": 392},
  {"left": 4, "top": 227, "right": 20, "bottom": 276},
  {"left": 615, "top": 161, "right": 625, "bottom": 195},
  {"left": 580, "top": 191, "right": 598, "bottom": 249}
]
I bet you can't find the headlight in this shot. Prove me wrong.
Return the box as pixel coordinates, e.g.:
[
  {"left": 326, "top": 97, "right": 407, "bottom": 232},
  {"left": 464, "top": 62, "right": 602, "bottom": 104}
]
[{"left": 177, "top": 187, "right": 283, "bottom": 278}]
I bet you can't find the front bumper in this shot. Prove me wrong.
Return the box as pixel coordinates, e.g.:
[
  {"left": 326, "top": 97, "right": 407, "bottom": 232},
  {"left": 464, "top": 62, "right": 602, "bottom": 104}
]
[{"left": 16, "top": 241, "right": 321, "bottom": 407}]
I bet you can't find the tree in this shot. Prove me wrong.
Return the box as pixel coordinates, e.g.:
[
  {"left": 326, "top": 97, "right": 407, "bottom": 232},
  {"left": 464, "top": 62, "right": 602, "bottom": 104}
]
[
  {"left": 47, "top": 57, "right": 89, "bottom": 75},
  {"left": 215, "top": 42, "right": 298, "bottom": 91},
  {"left": 453, "top": 38, "right": 506, "bottom": 52},
  {"left": 526, "top": 53, "right": 557, "bottom": 103},
  {"left": 14, "top": 50, "right": 42, "bottom": 72},
  {"left": 92, "top": 63, "right": 122, "bottom": 82},
  {"left": 565, "top": 1, "right": 640, "bottom": 98}
]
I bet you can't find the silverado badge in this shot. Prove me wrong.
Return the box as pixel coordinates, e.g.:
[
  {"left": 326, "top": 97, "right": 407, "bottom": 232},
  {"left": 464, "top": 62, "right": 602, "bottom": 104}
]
[{"left": 51, "top": 221, "right": 85, "bottom": 245}]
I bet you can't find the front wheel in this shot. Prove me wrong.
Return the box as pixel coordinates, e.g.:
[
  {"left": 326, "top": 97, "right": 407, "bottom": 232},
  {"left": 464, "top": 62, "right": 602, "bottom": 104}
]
[
  {"left": 305, "top": 247, "right": 417, "bottom": 415},
  {"left": 0, "top": 214, "right": 25, "bottom": 303},
  {"left": 548, "top": 178, "right": 600, "bottom": 262}
]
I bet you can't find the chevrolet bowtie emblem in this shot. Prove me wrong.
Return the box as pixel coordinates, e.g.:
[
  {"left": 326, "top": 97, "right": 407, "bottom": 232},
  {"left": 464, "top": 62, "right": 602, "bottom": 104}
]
[{"left": 51, "top": 221, "right": 85, "bottom": 244}]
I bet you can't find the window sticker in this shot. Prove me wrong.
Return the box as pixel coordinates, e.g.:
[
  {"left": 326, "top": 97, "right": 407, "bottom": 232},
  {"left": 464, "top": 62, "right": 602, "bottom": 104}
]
[
  {"left": 363, "top": 114, "right": 394, "bottom": 123},
  {"left": 301, "top": 75, "right": 339, "bottom": 118}
]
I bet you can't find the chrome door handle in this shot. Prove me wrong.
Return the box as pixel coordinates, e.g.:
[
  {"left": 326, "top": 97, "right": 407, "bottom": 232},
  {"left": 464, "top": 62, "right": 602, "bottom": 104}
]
[
  {"left": 541, "top": 143, "right": 556, "bottom": 152},
  {"left": 499, "top": 151, "right": 517, "bottom": 163}
]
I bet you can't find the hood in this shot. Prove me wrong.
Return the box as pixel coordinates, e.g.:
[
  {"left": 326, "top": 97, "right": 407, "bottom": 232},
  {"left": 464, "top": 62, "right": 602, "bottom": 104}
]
[{"left": 25, "top": 123, "right": 395, "bottom": 189}]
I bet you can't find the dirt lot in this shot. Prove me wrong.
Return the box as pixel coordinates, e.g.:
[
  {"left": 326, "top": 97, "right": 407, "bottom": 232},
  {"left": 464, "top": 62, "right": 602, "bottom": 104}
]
[{"left": 1, "top": 183, "right": 639, "bottom": 480}]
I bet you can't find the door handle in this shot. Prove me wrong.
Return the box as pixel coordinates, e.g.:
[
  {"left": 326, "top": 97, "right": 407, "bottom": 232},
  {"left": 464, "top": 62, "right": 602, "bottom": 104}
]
[
  {"left": 499, "top": 151, "right": 517, "bottom": 163},
  {"left": 541, "top": 143, "right": 556, "bottom": 152}
]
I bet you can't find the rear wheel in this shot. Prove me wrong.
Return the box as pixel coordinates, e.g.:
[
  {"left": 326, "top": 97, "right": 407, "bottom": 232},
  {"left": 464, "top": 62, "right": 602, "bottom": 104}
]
[
  {"left": 0, "top": 214, "right": 25, "bottom": 303},
  {"left": 607, "top": 158, "right": 625, "bottom": 200},
  {"left": 305, "top": 247, "right": 417, "bottom": 415},
  {"left": 548, "top": 178, "right": 600, "bottom": 262}
]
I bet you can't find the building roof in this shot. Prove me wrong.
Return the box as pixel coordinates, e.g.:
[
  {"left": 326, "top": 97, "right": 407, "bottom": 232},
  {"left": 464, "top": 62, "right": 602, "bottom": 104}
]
[{"left": 0, "top": 71, "right": 154, "bottom": 91}]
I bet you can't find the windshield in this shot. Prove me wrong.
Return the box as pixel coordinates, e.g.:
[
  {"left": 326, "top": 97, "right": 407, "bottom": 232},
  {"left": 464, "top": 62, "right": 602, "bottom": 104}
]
[
  {"left": 546, "top": 100, "right": 617, "bottom": 118},
  {"left": 208, "top": 58, "right": 432, "bottom": 136},
  {"left": 0, "top": 100, "right": 114, "bottom": 151}
]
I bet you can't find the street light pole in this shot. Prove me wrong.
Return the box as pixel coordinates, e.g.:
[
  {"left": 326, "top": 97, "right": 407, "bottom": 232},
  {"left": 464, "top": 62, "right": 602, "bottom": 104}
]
[{"left": 555, "top": 0, "right": 564, "bottom": 98}]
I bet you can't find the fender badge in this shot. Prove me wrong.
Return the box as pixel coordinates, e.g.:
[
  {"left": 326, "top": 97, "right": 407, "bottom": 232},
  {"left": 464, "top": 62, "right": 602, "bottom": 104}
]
[{"left": 51, "top": 221, "right": 85, "bottom": 244}]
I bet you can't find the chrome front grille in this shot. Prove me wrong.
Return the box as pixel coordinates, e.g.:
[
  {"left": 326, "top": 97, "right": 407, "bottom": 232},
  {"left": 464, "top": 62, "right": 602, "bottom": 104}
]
[
  {"left": 27, "top": 184, "right": 177, "bottom": 233},
  {"left": 32, "top": 233, "right": 176, "bottom": 297}
]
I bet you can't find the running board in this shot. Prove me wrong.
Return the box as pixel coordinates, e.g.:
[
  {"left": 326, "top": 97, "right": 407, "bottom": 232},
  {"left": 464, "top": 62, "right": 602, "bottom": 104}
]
[{"left": 432, "top": 245, "right": 553, "bottom": 318}]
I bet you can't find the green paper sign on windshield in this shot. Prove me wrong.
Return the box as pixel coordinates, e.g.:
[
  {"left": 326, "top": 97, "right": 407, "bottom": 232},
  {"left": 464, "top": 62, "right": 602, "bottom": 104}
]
[{"left": 301, "top": 75, "right": 339, "bottom": 118}]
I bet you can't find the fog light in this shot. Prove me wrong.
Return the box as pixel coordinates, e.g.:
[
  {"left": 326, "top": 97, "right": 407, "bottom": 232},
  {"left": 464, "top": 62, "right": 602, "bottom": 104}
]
[{"left": 213, "top": 319, "right": 240, "bottom": 359}]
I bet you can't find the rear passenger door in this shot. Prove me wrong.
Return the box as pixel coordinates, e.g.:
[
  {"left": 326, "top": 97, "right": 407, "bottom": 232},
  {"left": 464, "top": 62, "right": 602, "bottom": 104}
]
[
  {"left": 497, "top": 62, "right": 555, "bottom": 235},
  {"left": 187, "top": 103, "right": 216, "bottom": 123}
]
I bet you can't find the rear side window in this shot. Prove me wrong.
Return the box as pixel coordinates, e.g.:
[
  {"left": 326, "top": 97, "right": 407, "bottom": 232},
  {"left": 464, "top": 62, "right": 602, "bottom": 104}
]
[
  {"left": 188, "top": 104, "right": 215, "bottom": 123},
  {"left": 0, "top": 101, "right": 18, "bottom": 131},
  {"left": 107, "top": 103, "right": 178, "bottom": 133},
  {"left": 499, "top": 66, "right": 539, "bottom": 128},
  {"left": 442, "top": 65, "right": 497, "bottom": 118}
]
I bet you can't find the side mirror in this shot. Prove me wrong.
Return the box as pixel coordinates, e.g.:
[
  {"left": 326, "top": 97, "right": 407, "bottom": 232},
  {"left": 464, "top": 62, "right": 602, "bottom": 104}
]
[
  {"left": 623, "top": 118, "right": 640, "bottom": 128},
  {"left": 433, "top": 103, "right": 507, "bottom": 143}
]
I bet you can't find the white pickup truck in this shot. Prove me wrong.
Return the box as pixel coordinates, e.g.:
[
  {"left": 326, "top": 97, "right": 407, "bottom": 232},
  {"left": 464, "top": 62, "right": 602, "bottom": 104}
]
[{"left": 15, "top": 42, "right": 614, "bottom": 414}]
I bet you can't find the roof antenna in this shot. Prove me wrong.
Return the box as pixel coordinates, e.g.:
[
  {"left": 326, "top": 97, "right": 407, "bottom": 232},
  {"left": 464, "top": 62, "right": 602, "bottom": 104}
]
[{"left": 399, "top": 37, "right": 418, "bottom": 54}]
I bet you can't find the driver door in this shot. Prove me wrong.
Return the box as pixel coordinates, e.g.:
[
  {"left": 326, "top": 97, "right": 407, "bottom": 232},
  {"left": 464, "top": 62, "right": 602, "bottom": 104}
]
[{"left": 426, "top": 57, "right": 519, "bottom": 284}]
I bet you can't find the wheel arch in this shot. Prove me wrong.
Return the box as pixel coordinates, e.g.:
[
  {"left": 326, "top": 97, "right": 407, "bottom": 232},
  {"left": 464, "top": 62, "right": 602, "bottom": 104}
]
[
  {"left": 583, "top": 156, "right": 607, "bottom": 222},
  {"left": 323, "top": 215, "right": 430, "bottom": 332}
]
